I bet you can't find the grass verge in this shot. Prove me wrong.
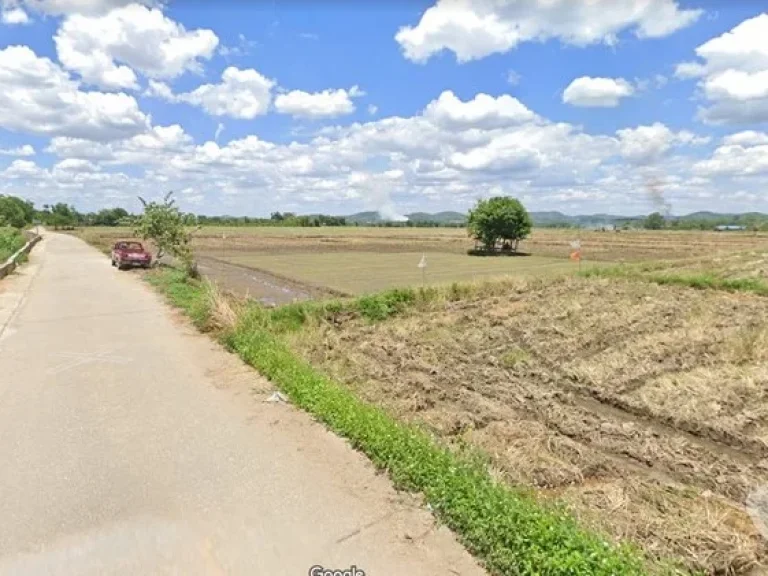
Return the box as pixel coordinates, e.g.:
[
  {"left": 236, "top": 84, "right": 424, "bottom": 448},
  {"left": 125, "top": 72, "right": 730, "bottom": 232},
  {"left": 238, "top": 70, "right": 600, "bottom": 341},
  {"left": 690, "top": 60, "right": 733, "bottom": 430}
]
[
  {"left": 0, "top": 227, "right": 26, "bottom": 263},
  {"left": 581, "top": 264, "right": 768, "bottom": 296},
  {"left": 145, "top": 267, "right": 667, "bottom": 576}
]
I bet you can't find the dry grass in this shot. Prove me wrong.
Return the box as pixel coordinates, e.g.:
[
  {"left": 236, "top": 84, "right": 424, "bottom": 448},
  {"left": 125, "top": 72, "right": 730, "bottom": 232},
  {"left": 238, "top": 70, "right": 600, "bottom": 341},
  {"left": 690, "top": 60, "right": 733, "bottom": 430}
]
[{"left": 288, "top": 276, "right": 768, "bottom": 574}]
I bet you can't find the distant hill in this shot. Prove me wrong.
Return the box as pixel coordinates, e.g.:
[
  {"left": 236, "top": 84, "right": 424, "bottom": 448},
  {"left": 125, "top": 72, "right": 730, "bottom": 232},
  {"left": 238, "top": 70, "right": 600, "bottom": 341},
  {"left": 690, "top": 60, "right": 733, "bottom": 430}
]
[
  {"left": 346, "top": 210, "right": 467, "bottom": 224},
  {"left": 407, "top": 211, "right": 467, "bottom": 224},
  {"left": 344, "top": 210, "right": 768, "bottom": 227},
  {"left": 345, "top": 211, "right": 382, "bottom": 224},
  {"left": 529, "top": 212, "right": 640, "bottom": 227}
]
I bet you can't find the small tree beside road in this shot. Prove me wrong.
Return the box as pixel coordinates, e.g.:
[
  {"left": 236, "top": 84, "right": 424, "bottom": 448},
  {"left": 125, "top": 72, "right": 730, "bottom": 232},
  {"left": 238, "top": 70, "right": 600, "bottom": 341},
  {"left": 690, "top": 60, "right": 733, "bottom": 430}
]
[
  {"left": 135, "top": 192, "right": 198, "bottom": 277},
  {"left": 468, "top": 196, "right": 532, "bottom": 253}
]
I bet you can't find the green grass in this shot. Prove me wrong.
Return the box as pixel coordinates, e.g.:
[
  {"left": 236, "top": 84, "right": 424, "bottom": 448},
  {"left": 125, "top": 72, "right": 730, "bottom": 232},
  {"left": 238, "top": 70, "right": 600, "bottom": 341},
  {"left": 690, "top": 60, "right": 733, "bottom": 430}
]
[
  {"left": 0, "top": 227, "right": 26, "bottom": 263},
  {"left": 582, "top": 264, "right": 768, "bottom": 296},
  {"left": 145, "top": 268, "right": 212, "bottom": 328},
  {"left": 221, "top": 251, "right": 592, "bottom": 295},
  {"left": 145, "top": 267, "right": 664, "bottom": 576}
]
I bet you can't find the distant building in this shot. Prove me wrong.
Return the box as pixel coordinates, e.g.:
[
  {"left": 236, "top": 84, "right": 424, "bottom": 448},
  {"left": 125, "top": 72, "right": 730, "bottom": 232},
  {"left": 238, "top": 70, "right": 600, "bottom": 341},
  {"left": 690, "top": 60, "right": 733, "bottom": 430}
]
[{"left": 715, "top": 225, "right": 747, "bottom": 231}]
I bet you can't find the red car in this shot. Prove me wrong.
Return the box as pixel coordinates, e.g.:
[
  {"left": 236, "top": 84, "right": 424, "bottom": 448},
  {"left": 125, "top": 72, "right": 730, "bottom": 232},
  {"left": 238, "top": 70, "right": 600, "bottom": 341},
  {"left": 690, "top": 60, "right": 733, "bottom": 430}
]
[{"left": 111, "top": 241, "right": 152, "bottom": 270}]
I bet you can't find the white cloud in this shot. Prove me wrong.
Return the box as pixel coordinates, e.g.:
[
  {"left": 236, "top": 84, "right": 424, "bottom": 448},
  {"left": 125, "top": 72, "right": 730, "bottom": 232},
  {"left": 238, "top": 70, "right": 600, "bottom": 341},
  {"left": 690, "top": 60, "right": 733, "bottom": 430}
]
[
  {"left": 54, "top": 158, "right": 100, "bottom": 173},
  {"left": 395, "top": 0, "right": 701, "bottom": 63},
  {"left": 562, "top": 76, "right": 634, "bottom": 107},
  {"left": 367, "top": 104, "right": 378, "bottom": 116},
  {"left": 424, "top": 90, "right": 536, "bottom": 128},
  {"left": 0, "top": 45, "right": 149, "bottom": 141},
  {"left": 616, "top": 123, "right": 708, "bottom": 165},
  {"left": 20, "top": 0, "right": 154, "bottom": 17},
  {"left": 54, "top": 3, "right": 219, "bottom": 89},
  {"left": 37, "top": 91, "right": 625, "bottom": 213},
  {"left": 1, "top": 1, "right": 29, "bottom": 24},
  {"left": 3, "top": 159, "right": 39, "bottom": 177},
  {"left": 3, "top": 85, "right": 755, "bottom": 215},
  {"left": 674, "top": 61, "right": 706, "bottom": 79},
  {"left": 694, "top": 134, "right": 768, "bottom": 176},
  {"left": 0, "top": 144, "right": 34, "bottom": 156},
  {"left": 677, "top": 13, "right": 768, "bottom": 124},
  {"left": 723, "top": 131, "right": 768, "bottom": 147},
  {"left": 149, "top": 67, "right": 275, "bottom": 119},
  {"left": 274, "top": 86, "right": 364, "bottom": 119},
  {"left": 46, "top": 124, "right": 192, "bottom": 165}
]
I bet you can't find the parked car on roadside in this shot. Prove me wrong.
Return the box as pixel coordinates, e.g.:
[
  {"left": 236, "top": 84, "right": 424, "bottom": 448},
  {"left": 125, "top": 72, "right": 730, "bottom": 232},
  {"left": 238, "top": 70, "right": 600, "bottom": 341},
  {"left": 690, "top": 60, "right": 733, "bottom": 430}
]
[{"left": 111, "top": 241, "right": 152, "bottom": 270}]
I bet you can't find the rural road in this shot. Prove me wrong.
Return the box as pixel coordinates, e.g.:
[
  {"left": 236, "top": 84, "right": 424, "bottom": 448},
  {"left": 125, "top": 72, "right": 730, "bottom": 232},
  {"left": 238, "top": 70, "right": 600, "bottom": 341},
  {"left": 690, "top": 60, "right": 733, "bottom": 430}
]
[{"left": 0, "top": 233, "right": 483, "bottom": 576}]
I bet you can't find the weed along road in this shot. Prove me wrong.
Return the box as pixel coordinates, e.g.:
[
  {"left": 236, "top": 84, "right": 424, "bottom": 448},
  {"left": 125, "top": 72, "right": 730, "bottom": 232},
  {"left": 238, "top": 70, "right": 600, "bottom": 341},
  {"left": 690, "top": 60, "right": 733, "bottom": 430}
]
[{"left": 0, "top": 232, "right": 483, "bottom": 576}]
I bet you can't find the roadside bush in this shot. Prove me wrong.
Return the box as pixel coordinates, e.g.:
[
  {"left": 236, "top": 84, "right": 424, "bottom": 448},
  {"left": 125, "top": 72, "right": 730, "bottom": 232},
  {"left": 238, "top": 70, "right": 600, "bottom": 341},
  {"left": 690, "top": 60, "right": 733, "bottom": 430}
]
[{"left": 0, "top": 227, "right": 26, "bottom": 262}]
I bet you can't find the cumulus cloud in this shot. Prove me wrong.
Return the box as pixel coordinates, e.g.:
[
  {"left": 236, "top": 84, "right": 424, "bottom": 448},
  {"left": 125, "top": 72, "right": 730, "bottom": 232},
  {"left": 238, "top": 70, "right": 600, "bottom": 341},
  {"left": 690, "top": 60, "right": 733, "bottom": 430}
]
[
  {"left": 0, "top": 144, "right": 35, "bottom": 156},
  {"left": 395, "top": 0, "right": 702, "bottom": 63},
  {"left": 562, "top": 77, "right": 635, "bottom": 107},
  {"left": 1, "top": 0, "right": 29, "bottom": 24},
  {"left": 274, "top": 86, "right": 364, "bottom": 119},
  {"left": 424, "top": 90, "right": 536, "bottom": 128},
  {"left": 20, "top": 0, "right": 155, "bottom": 17},
  {"left": 34, "top": 91, "right": 628, "bottom": 213},
  {"left": 723, "top": 131, "right": 768, "bottom": 147},
  {"left": 694, "top": 132, "right": 768, "bottom": 176},
  {"left": 148, "top": 67, "right": 275, "bottom": 119},
  {"left": 0, "top": 79, "right": 750, "bottom": 216},
  {"left": 54, "top": 3, "right": 219, "bottom": 89},
  {"left": 0, "top": 45, "right": 149, "bottom": 141},
  {"left": 616, "top": 122, "right": 708, "bottom": 165},
  {"left": 3, "top": 159, "right": 40, "bottom": 177},
  {"left": 45, "top": 124, "right": 192, "bottom": 164},
  {"left": 676, "top": 13, "right": 768, "bottom": 124}
]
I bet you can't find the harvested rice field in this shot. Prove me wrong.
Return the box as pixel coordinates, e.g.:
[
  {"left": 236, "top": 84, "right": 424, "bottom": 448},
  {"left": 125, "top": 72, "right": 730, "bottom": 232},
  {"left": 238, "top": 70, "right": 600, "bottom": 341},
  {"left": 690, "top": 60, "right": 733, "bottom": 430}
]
[{"left": 289, "top": 275, "right": 768, "bottom": 574}]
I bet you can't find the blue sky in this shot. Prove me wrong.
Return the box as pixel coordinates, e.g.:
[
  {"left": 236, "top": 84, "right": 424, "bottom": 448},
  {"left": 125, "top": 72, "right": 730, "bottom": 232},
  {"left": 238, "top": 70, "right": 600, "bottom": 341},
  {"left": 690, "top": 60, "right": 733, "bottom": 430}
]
[{"left": 1, "top": 0, "right": 767, "bottom": 217}]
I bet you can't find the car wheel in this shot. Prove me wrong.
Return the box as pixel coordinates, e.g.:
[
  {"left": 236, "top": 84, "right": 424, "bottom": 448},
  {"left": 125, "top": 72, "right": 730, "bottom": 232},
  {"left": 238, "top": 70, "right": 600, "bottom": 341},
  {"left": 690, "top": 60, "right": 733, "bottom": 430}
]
[{"left": 111, "top": 258, "right": 116, "bottom": 267}]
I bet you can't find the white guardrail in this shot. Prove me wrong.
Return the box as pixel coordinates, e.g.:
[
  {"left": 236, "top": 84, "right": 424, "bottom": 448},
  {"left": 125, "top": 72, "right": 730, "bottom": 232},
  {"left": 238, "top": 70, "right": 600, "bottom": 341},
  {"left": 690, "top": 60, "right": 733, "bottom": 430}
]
[{"left": 0, "top": 234, "right": 41, "bottom": 280}]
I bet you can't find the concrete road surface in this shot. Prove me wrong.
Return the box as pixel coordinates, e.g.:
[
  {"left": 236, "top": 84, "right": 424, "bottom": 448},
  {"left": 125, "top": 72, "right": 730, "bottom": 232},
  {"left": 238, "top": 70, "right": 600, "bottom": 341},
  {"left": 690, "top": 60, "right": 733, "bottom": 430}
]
[{"left": 0, "top": 233, "right": 483, "bottom": 576}]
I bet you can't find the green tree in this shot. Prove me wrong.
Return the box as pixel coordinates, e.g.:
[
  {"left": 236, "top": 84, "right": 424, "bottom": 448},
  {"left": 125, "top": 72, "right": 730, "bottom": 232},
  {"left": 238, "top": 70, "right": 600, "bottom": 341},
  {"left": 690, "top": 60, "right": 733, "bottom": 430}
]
[
  {"left": 644, "top": 212, "right": 665, "bottom": 230},
  {"left": 92, "top": 207, "right": 129, "bottom": 226},
  {"left": 135, "top": 192, "right": 198, "bottom": 277},
  {"left": 0, "top": 195, "right": 34, "bottom": 228},
  {"left": 467, "top": 196, "right": 532, "bottom": 252},
  {"left": 47, "top": 203, "right": 78, "bottom": 229}
]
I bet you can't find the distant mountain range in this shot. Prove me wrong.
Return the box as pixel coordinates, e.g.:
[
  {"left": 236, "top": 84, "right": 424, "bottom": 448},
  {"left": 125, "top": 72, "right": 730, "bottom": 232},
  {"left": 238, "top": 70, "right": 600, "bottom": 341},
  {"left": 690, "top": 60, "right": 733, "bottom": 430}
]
[
  {"left": 346, "top": 211, "right": 467, "bottom": 224},
  {"left": 345, "top": 210, "right": 768, "bottom": 226}
]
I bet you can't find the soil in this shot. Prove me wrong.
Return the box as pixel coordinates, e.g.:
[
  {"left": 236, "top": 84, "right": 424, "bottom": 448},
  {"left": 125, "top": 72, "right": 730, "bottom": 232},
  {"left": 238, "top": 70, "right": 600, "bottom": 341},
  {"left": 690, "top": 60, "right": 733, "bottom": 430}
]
[{"left": 291, "top": 276, "right": 768, "bottom": 574}]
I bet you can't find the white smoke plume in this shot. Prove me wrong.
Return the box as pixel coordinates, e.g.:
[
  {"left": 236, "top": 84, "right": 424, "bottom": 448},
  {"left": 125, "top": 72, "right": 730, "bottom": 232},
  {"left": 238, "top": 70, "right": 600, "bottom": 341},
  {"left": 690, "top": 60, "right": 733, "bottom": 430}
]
[{"left": 364, "top": 172, "right": 409, "bottom": 222}]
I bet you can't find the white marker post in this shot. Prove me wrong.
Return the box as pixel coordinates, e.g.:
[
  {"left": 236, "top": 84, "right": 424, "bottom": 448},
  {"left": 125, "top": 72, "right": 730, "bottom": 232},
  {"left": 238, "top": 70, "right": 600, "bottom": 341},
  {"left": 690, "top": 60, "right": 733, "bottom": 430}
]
[
  {"left": 418, "top": 253, "right": 427, "bottom": 287},
  {"left": 222, "top": 232, "right": 226, "bottom": 261}
]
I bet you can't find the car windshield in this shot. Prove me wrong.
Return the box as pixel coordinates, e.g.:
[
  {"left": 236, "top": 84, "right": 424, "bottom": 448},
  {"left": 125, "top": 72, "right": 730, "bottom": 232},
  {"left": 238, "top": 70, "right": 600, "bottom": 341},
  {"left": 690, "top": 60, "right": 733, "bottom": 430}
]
[{"left": 124, "top": 242, "right": 143, "bottom": 250}]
